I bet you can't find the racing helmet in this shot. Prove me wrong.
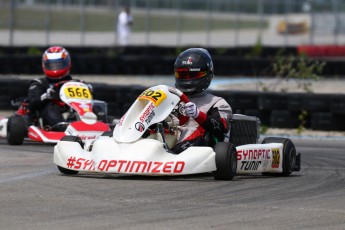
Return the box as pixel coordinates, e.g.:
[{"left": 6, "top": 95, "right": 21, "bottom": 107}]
[
  {"left": 174, "top": 48, "right": 214, "bottom": 95},
  {"left": 42, "top": 46, "right": 71, "bottom": 80}
]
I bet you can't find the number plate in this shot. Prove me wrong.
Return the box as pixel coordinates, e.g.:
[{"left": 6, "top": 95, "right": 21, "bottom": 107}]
[
  {"left": 64, "top": 86, "right": 92, "bottom": 99},
  {"left": 138, "top": 89, "right": 167, "bottom": 106}
]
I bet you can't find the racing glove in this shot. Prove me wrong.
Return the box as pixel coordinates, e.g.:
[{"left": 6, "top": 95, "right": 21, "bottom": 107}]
[
  {"left": 40, "top": 88, "right": 55, "bottom": 101},
  {"left": 184, "top": 102, "right": 200, "bottom": 119}
]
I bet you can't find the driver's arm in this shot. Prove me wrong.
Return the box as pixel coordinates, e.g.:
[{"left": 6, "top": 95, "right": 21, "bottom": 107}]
[
  {"left": 190, "top": 99, "right": 232, "bottom": 142},
  {"left": 27, "top": 80, "right": 47, "bottom": 111}
]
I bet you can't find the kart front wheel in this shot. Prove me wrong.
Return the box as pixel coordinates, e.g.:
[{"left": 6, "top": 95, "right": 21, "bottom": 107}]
[
  {"left": 261, "top": 137, "right": 297, "bottom": 176},
  {"left": 101, "top": 131, "right": 113, "bottom": 137},
  {"left": 57, "top": 166, "right": 78, "bottom": 175},
  {"left": 213, "top": 142, "right": 237, "bottom": 180},
  {"left": 7, "top": 115, "right": 27, "bottom": 145},
  {"left": 60, "top": 135, "right": 84, "bottom": 148},
  {"left": 57, "top": 135, "right": 84, "bottom": 175}
]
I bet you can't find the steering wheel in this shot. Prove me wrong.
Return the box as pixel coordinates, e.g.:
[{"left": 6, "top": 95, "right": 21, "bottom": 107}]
[
  {"left": 144, "top": 87, "right": 190, "bottom": 138},
  {"left": 49, "top": 80, "right": 68, "bottom": 99},
  {"left": 168, "top": 87, "right": 190, "bottom": 126}
]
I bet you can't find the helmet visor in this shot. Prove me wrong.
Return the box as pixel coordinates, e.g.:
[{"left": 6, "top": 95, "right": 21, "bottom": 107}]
[
  {"left": 44, "top": 58, "right": 69, "bottom": 71},
  {"left": 175, "top": 68, "right": 208, "bottom": 80}
]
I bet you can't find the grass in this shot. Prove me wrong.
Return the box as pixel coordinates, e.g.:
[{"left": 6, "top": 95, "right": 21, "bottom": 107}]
[{"left": 0, "top": 8, "right": 267, "bottom": 32}]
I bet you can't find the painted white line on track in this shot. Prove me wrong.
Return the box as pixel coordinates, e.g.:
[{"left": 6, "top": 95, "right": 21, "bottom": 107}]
[
  {"left": 0, "top": 168, "right": 57, "bottom": 184},
  {"left": 261, "top": 134, "right": 345, "bottom": 141}
]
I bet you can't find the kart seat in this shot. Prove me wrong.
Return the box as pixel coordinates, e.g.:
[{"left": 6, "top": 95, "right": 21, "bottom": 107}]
[{"left": 146, "top": 132, "right": 177, "bottom": 149}]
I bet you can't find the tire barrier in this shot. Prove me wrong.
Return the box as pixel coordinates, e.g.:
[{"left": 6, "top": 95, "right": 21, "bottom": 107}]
[
  {"left": 2, "top": 45, "right": 345, "bottom": 76},
  {"left": 287, "top": 93, "right": 333, "bottom": 112},
  {"left": 269, "top": 110, "right": 301, "bottom": 129},
  {"left": 1, "top": 78, "right": 345, "bottom": 131},
  {"left": 0, "top": 56, "right": 269, "bottom": 76},
  {"left": 310, "top": 113, "right": 345, "bottom": 131},
  {"left": 1, "top": 54, "right": 345, "bottom": 76},
  {"left": 330, "top": 95, "right": 345, "bottom": 114}
]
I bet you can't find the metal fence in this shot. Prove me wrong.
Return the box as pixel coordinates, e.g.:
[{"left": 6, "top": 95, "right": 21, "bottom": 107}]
[{"left": 1, "top": 0, "right": 345, "bottom": 47}]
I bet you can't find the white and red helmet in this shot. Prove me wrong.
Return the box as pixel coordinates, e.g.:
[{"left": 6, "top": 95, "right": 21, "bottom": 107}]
[{"left": 42, "top": 46, "right": 71, "bottom": 79}]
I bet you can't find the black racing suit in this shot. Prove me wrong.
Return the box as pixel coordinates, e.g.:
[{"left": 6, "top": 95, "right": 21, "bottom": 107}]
[
  {"left": 27, "top": 75, "right": 72, "bottom": 129},
  {"left": 171, "top": 92, "right": 233, "bottom": 154}
]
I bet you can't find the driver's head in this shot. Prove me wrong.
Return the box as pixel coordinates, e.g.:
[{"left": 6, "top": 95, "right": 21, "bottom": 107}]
[
  {"left": 174, "top": 48, "right": 214, "bottom": 96},
  {"left": 42, "top": 46, "right": 71, "bottom": 80}
]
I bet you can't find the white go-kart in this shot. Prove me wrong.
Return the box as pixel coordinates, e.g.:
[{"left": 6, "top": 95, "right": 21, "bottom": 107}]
[{"left": 54, "top": 85, "right": 301, "bottom": 180}]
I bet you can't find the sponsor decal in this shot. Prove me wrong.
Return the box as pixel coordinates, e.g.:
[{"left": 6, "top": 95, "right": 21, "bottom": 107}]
[
  {"left": 28, "top": 131, "right": 39, "bottom": 139},
  {"left": 240, "top": 161, "right": 262, "bottom": 171},
  {"left": 237, "top": 149, "right": 271, "bottom": 161},
  {"left": 119, "top": 113, "right": 126, "bottom": 126},
  {"left": 271, "top": 148, "right": 280, "bottom": 168},
  {"left": 210, "top": 119, "right": 220, "bottom": 130},
  {"left": 79, "top": 102, "right": 91, "bottom": 112},
  {"left": 78, "top": 134, "right": 97, "bottom": 140},
  {"left": 140, "top": 104, "right": 155, "bottom": 123},
  {"left": 144, "top": 111, "right": 155, "bottom": 124},
  {"left": 66, "top": 157, "right": 95, "bottom": 170},
  {"left": 135, "top": 122, "right": 145, "bottom": 132},
  {"left": 182, "top": 57, "right": 193, "bottom": 65},
  {"left": 69, "top": 102, "right": 92, "bottom": 115},
  {"left": 66, "top": 157, "right": 185, "bottom": 173}
]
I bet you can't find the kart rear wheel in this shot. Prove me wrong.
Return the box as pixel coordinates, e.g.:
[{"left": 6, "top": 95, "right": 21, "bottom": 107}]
[
  {"left": 7, "top": 115, "right": 26, "bottom": 145},
  {"left": 57, "top": 135, "right": 84, "bottom": 175},
  {"left": 261, "top": 137, "right": 297, "bottom": 176},
  {"left": 213, "top": 142, "right": 237, "bottom": 180}
]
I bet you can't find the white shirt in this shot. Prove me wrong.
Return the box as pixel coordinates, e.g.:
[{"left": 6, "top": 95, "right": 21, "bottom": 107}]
[{"left": 117, "top": 11, "right": 133, "bottom": 46}]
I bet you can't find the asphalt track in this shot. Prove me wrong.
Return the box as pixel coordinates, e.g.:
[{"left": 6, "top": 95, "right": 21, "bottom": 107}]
[{"left": 0, "top": 138, "right": 345, "bottom": 230}]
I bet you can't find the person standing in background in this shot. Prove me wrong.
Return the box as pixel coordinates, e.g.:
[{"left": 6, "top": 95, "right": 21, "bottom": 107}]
[{"left": 117, "top": 6, "right": 134, "bottom": 46}]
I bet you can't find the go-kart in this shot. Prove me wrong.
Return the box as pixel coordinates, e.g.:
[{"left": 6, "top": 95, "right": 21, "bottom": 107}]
[
  {"left": 54, "top": 85, "right": 301, "bottom": 180},
  {"left": 0, "top": 80, "right": 110, "bottom": 145}
]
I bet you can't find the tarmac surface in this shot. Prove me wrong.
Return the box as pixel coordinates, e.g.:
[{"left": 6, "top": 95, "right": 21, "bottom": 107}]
[{"left": 1, "top": 138, "right": 345, "bottom": 230}]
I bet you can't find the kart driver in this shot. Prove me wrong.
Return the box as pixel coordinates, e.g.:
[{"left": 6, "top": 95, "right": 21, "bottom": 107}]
[
  {"left": 27, "top": 46, "right": 74, "bottom": 131},
  {"left": 172, "top": 48, "right": 233, "bottom": 154}
]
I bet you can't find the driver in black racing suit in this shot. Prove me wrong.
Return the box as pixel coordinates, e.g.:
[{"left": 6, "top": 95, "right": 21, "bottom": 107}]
[
  {"left": 171, "top": 48, "right": 233, "bottom": 154},
  {"left": 28, "top": 46, "right": 73, "bottom": 130}
]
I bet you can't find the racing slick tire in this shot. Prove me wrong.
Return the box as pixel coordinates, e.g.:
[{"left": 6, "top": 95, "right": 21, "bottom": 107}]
[
  {"left": 7, "top": 115, "right": 27, "bottom": 145},
  {"left": 57, "top": 136, "right": 84, "bottom": 175},
  {"left": 261, "top": 137, "right": 297, "bottom": 176},
  {"left": 213, "top": 142, "right": 237, "bottom": 180},
  {"left": 57, "top": 166, "right": 79, "bottom": 175},
  {"left": 101, "top": 131, "right": 113, "bottom": 137}
]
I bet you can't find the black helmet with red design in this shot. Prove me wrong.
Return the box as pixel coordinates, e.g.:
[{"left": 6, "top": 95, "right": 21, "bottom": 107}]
[
  {"left": 42, "top": 46, "right": 71, "bottom": 80},
  {"left": 174, "top": 48, "right": 214, "bottom": 95}
]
